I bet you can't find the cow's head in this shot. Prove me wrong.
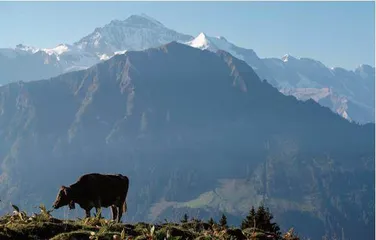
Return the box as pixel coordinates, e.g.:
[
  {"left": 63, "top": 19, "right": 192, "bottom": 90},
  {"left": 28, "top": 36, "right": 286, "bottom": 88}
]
[{"left": 52, "top": 186, "right": 75, "bottom": 210}]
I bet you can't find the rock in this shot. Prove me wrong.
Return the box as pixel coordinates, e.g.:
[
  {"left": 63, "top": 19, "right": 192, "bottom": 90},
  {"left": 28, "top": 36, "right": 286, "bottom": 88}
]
[
  {"left": 225, "top": 228, "right": 247, "bottom": 240},
  {"left": 157, "top": 225, "right": 196, "bottom": 239}
]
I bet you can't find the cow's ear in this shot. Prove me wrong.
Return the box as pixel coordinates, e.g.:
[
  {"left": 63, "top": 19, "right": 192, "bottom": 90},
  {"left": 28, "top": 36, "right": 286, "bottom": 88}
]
[{"left": 62, "top": 186, "right": 69, "bottom": 196}]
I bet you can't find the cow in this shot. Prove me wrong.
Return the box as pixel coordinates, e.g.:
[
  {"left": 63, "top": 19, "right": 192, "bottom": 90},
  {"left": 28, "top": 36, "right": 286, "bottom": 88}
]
[{"left": 52, "top": 173, "right": 129, "bottom": 222}]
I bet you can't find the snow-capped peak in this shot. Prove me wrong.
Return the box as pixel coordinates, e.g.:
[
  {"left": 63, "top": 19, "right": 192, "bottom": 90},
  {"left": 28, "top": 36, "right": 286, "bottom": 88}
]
[
  {"left": 73, "top": 14, "right": 192, "bottom": 55},
  {"left": 43, "top": 44, "right": 72, "bottom": 55},
  {"left": 117, "top": 14, "right": 165, "bottom": 29},
  {"left": 187, "top": 32, "right": 234, "bottom": 51},
  {"left": 15, "top": 44, "right": 40, "bottom": 54},
  {"left": 139, "top": 13, "right": 164, "bottom": 27},
  {"left": 187, "top": 32, "right": 252, "bottom": 61},
  {"left": 198, "top": 32, "right": 207, "bottom": 38},
  {"left": 188, "top": 32, "right": 213, "bottom": 49},
  {"left": 282, "top": 54, "right": 300, "bottom": 63},
  {"left": 282, "top": 54, "right": 291, "bottom": 62},
  {"left": 104, "top": 14, "right": 164, "bottom": 29}
]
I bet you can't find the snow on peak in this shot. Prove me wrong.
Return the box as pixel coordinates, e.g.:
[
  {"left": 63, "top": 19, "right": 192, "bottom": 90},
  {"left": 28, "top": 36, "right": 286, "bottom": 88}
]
[
  {"left": 139, "top": 13, "right": 164, "bottom": 27},
  {"left": 281, "top": 54, "right": 300, "bottom": 63},
  {"left": 101, "top": 14, "right": 165, "bottom": 33},
  {"left": 187, "top": 32, "right": 247, "bottom": 61},
  {"left": 114, "top": 50, "right": 128, "bottom": 55},
  {"left": 43, "top": 44, "right": 71, "bottom": 55},
  {"left": 187, "top": 32, "right": 231, "bottom": 52},
  {"left": 198, "top": 32, "right": 207, "bottom": 38},
  {"left": 99, "top": 54, "right": 110, "bottom": 61},
  {"left": 15, "top": 44, "right": 40, "bottom": 54},
  {"left": 123, "top": 14, "right": 164, "bottom": 28},
  {"left": 216, "top": 36, "right": 228, "bottom": 41},
  {"left": 282, "top": 54, "right": 291, "bottom": 62},
  {"left": 73, "top": 14, "right": 192, "bottom": 55},
  {"left": 189, "top": 32, "right": 212, "bottom": 49}
]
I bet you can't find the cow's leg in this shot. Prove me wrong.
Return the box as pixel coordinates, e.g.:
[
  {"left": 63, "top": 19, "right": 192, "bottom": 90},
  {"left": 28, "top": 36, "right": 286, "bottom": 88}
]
[
  {"left": 93, "top": 199, "right": 102, "bottom": 218},
  {"left": 117, "top": 201, "right": 126, "bottom": 223},
  {"left": 111, "top": 205, "right": 118, "bottom": 221},
  {"left": 85, "top": 209, "right": 91, "bottom": 218},
  {"left": 116, "top": 206, "right": 122, "bottom": 223},
  {"left": 95, "top": 207, "right": 102, "bottom": 218}
]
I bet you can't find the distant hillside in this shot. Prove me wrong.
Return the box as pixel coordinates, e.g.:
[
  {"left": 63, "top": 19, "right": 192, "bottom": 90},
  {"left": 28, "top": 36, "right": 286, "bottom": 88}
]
[
  {"left": 187, "top": 33, "right": 375, "bottom": 124},
  {"left": 0, "top": 42, "right": 374, "bottom": 240}
]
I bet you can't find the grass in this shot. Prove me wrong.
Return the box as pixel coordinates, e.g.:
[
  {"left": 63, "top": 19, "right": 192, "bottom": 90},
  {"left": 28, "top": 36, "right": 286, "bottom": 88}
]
[{"left": 0, "top": 204, "right": 300, "bottom": 240}]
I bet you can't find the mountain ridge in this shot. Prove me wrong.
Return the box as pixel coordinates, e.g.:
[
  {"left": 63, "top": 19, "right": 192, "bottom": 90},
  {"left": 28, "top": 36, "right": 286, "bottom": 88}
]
[{"left": 0, "top": 14, "right": 374, "bottom": 124}]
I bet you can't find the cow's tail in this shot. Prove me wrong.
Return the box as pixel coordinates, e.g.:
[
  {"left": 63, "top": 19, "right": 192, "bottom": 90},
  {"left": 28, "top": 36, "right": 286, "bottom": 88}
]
[{"left": 123, "top": 175, "right": 129, "bottom": 214}]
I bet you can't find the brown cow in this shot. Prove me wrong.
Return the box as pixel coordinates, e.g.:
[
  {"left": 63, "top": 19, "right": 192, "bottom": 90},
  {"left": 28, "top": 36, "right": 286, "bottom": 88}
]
[{"left": 52, "top": 173, "right": 129, "bottom": 222}]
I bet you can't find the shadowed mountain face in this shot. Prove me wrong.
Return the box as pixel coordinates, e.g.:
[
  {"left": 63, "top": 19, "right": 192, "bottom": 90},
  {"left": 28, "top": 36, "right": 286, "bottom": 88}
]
[{"left": 0, "top": 42, "right": 374, "bottom": 240}]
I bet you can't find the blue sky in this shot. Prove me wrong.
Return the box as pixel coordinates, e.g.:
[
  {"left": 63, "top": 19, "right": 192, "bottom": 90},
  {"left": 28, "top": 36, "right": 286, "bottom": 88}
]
[{"left": 0, "top": 1, "right": 374, "bottom": 69}]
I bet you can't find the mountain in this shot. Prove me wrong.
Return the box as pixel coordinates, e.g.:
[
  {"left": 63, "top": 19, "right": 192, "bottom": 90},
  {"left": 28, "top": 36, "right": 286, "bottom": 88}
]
[
  {"left": 74, "top": 14, "right": 192, "bottom": 55},
  {"left": 0, "top": 42, "right": 374, "bottom": 240},
  {"left": 0, "top": 15, "right": 373, "bottom": 124},
  {"left": 186, "top": 33, "right": 375, "bottom": 124},
  {"left": 279, "top": 87, "right": 374, "bottom": 123},
  {"left": 186, "top": 32, "right": 278, "bottom": 87},
  {"left": 0, "top": 44, "right": 63, "bottom": 83},
  {"left": 0, "top": 14, "right": 193, "bottom": 84}
]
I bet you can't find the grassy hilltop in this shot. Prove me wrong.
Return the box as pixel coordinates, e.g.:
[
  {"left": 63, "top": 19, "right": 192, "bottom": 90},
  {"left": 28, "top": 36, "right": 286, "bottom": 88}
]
[{"left": 0, "top": 204, "right": 301, "bottom": 240}]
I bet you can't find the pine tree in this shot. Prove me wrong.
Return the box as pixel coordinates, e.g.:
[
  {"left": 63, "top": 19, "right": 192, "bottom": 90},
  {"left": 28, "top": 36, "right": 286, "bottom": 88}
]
[
  {"left": 254, "top": 205, "right": 281, "bottom": 236},
  {"left": 264, "top": 207, "right": 281, "bottom": 236},
  {"left": 254, "top": 205, "right": 265, "bottom": 230},
  {"left": 219, "top": 213, "right": 228, "bottom": 229},
  {"left": 208, "top": 217, "right": 215, "bottom": 226},
  {"left": 181, "top": 213, "right": 189, "bottom": 223},
  {"left": 242, "top": 205, "right": 281, "bottom": 236},
  {"left": 241, "top": 206, "right": 256, "bottom": 229}
]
